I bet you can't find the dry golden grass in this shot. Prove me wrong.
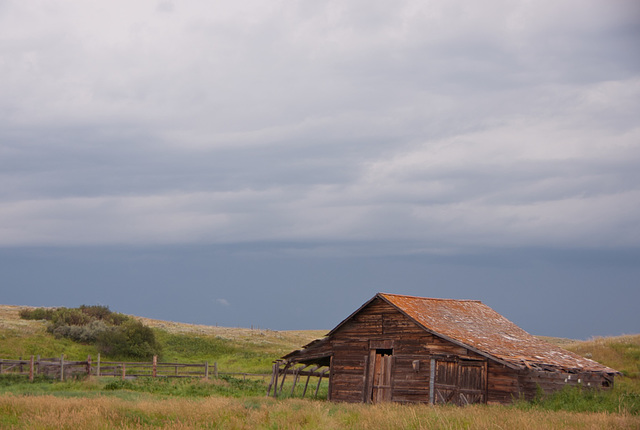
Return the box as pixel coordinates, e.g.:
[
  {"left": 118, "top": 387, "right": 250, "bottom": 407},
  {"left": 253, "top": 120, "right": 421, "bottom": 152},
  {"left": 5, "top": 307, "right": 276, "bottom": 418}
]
[
  {"left": 0, "top": 395, "right": 638, "bottom": 429},
  {"left": 136, "top": 315, "right": 326, "bottom": 356},
  {"left": 563, "top": 335, "right": 640, "bottom": 376},
  {"left": 0, "top": 306, "right": 45, "bottom": 336}
]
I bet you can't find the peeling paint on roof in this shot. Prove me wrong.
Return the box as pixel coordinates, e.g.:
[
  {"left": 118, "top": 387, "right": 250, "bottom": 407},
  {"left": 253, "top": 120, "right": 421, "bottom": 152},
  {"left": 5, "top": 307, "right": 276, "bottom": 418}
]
[{"left": 380, "top": 293, "right": 617, "bottom": 373}]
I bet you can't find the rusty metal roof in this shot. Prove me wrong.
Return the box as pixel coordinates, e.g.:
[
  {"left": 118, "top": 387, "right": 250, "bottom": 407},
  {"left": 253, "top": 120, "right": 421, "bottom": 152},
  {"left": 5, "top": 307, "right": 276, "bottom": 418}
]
[{"left": 378, "top": 293, "right": 617, "bottom": 373}]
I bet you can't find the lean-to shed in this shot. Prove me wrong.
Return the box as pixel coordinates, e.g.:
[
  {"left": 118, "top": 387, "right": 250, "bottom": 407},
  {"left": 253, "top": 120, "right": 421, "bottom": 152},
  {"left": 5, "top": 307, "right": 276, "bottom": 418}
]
[{"left": 275, "top": 293, "right": 619, "bottom": 405}]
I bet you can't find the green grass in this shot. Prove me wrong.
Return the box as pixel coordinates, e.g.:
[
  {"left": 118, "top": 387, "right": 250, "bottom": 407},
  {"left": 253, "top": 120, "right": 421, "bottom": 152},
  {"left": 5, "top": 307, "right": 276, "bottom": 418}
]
[
  {"left": 103, "top": 375, "right": 267, "bottom": 398},
  {"left": 153, "top": 330, "right": 280, "bottom": 373},
  {"left": 514, "top": 383, "right": 640, "bottom": 415},
  {"left": 0, "top": 327, "right": 98, "bottom": 360},
  {"left": 0, "top": 373, "right": 271, "bottom": 400}
]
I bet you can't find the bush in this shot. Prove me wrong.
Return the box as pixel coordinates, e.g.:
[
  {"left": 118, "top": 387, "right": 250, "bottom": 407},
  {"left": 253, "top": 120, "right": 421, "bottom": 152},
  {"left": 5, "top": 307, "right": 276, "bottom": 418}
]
[
  {"left": 96, "top": 320, "right": 161, "bottom": 359},
  {"left": 51, "top": 320, "right": 110, "bottom": 343},
  {"left": 19, "top": 308, "right": 56, "bottom": 321},
  {"left": 78, "top": 305, "right": 111, "bottom": 320},
  {"left": 49, "top": 308, "right": 92, "bottom": 329},
  {"left": 106, "top": 312, "right": 129, "bottom": 326},
  {"left": 21, "top": 304, "right": 158, "bottom": 360}
]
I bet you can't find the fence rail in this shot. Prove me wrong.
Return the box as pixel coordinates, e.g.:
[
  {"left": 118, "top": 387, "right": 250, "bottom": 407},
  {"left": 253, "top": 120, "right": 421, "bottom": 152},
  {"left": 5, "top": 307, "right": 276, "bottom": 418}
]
[{"left": 0, "top": 355, "right": 270, "bottom": 382}]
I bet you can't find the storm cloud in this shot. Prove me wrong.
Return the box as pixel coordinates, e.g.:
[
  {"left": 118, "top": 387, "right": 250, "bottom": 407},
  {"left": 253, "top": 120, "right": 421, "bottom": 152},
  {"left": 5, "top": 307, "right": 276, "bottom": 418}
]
[{"left": 1, "top": 1, "right": 639, "bottom": 337}]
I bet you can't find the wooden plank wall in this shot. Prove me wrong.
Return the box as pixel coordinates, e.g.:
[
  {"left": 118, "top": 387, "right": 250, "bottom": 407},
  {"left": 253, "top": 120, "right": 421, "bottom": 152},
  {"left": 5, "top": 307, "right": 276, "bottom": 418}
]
[
  {"left": 486, "top": 361, "right": 520, "bottom": 404},
  {"left": 517, "top": 370, "right": 612, "bottom": 401},
  {"left": 329, "top": 298, "right": 490, "bottom": 404}
]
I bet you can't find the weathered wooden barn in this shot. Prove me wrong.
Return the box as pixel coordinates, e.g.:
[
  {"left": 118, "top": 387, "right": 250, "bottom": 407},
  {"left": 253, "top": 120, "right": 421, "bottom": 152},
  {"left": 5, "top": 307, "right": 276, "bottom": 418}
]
[{"left": 273, "top": 293, "right": 618, "bottom": 405}]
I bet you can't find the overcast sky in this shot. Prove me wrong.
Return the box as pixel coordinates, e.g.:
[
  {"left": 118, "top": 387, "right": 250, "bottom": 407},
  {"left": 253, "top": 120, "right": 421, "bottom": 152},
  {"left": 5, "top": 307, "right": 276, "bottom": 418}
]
[{"left": 1, "top": 0, "right": 639, "bottom": 339}]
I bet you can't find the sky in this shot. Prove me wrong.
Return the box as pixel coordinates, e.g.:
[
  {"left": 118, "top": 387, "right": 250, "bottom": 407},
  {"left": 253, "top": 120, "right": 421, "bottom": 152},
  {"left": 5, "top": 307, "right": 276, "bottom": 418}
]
[{"left": 1, "top": 0, "right": 639, "bottom": 340}]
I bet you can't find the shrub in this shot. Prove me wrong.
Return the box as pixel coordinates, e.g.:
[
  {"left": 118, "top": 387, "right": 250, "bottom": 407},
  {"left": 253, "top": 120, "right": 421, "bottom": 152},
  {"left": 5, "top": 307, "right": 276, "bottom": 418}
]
[
  {"left": 51, "top": 320, "right": 110, "bottom": 343},
  {"left": 20, "top": 304, "right": 158, "bottom": 360},
  {"left": 79, "top": 305, "right": 112, "bottom": 320},
  {"left": 106, "top": 312, "right": 129, "bottom": 326},
  {"left": 96, "top": 327, "right": 129, "bottom": 357},
  {"left": 96, "top": 321, "right": 161, "bottom": 359},
  {"left": 48, "top": 308, "right": 92, "bottom": 329},
  {"left": 19, "top": 308, "right": 56, "bottom": 321}
]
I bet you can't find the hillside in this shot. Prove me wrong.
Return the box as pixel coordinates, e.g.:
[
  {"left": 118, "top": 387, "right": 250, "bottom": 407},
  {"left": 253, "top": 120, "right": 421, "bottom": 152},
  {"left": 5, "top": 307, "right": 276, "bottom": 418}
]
[
  {"left": 1, "top": 304, "right": 638, "bottom": 378},
  {"left": 0, "top": 304, "right": 325, "bottom": 373}
]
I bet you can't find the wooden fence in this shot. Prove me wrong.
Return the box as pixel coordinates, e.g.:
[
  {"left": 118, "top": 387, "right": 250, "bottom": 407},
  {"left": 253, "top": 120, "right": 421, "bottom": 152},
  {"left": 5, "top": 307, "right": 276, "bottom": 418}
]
[{"left": 0, "top": 355, "right": 269, "bottom": 382}]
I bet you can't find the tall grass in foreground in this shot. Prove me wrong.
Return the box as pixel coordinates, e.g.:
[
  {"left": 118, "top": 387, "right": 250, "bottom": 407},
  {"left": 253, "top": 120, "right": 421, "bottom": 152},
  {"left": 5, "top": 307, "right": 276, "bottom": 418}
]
[
  {"left": 515, "top": 383, "right": 640, "bottom": 415},
  {"left": 0, "top": 395, "right": 638, "bottom": 430}
]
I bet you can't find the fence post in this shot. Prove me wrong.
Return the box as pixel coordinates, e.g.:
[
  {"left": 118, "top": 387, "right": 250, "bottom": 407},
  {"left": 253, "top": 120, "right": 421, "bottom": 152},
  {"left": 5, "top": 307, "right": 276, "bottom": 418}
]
[
  {"left": 204, "top": 362, "right": 209, "bottom": 379},
  {"left": 60, "top": 354, "right": 65, "bottom": 382},
  {"left": 153, "top": 355, "right": 157, "bottom": 378},
  {"left": 214, "top": 362, "right": 218, "bottom": 379},
  {"left": 29, "top": 356, "right": 34, "bottom": 382},
  {"left": 272, "top": 363, "right": 279, "bottom": 398},
  {"left": 121, "top": 363, "right": 126, "bottom": 380},
  {"left": 97, "top": 354, "right": 101, "bottom": 377}
]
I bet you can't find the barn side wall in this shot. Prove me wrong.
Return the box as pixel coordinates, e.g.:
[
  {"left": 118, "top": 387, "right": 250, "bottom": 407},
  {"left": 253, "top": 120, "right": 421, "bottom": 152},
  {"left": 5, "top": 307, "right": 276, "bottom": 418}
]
[
  {"left": 486, "top": 361, "right": 520, "bottom": 404},
  {"left": 516, "top": 369, "right": 613, "bottom": 401}
]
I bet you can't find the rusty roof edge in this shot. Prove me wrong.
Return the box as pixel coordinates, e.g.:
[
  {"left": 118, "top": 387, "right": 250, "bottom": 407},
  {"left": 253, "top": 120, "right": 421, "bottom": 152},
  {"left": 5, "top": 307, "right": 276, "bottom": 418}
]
[
  {"left": 377, "top": 293, "right": 523, "bottom": 370},
  {"left": 379, "top": 292, "right": 482, "bottom": 302}
]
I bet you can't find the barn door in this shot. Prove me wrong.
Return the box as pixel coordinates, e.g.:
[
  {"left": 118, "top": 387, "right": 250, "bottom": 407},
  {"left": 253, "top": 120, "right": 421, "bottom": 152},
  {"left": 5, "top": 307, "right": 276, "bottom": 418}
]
[
  {"left": 433, "top": 359, "right": 486, "bottom": 405},
  {"left": 458, "top": 361, "right": 486, "bottom": 404},
  {"left": 371, "top": 349, "right": 393, "bottom": 403}
]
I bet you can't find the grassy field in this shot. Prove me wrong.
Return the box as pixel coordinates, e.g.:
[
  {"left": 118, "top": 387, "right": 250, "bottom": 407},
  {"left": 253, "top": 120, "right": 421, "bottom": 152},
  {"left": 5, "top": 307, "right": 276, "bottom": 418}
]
[
  {"left": 1, "top": 395, "right": 638, "bottom": 429},
  {"left": 1, "top": 304, "right": 639, "bottom": 429},
  {"left": 0, "top": 304, "right": 324, "bottom": 373}
]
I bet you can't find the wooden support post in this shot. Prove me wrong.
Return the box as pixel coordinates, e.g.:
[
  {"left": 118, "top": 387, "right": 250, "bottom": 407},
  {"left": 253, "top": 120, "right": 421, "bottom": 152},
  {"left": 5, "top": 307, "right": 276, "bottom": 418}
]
[
  {"left": 429, "top": 358, "right": 435, "bottom": 405},
  {"left": 204, "top": 362, "right": 209, "bottom": 379},
  {"left": 153, "top": 355, "right": 157, "bottom": 378},
  {"left": 60, "top": 354, "right": 65, "bottom": 382},
  {"left": 29, "top": 356, "right": 34, "bottom": 382},
  {"left": 290, "top": 369, "right": 300, "bottom": 397},
  {"left": 278, "top": 363, "right": 290, "bottom": 395},
  {"left": 87, "top": 355, "right": 92, "bottom": 376},
  {"left": 122, "top": 363, "right": 126, "bottom": 380},
  {"left": 302, "top": 374, "right": 312, "bottom": 398},
  {"left": 273, "top": 363, "right": 279, "bottom": 398},
  {"left": 214, "top": 362, "right": 218, "bottom": 379},
  {"left": 314, "top": 373, "right": 324, "bottom": 398},
  {"left": 97, "top": 354, "right": 101, "bottom": 377},
  {"left": 266, "top": 363, "right": 277, "bottom": 397}
]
